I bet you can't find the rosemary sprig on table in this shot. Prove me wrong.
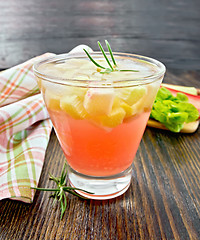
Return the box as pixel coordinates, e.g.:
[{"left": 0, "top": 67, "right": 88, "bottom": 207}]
[
  {"left": 83, "top": 40, "right": 139, "bottom": 74},
  {"left": 31, "top": 163, "right": 93, "bottom": 220}
]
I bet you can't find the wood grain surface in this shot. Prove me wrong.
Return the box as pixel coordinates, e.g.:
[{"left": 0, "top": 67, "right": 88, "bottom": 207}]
[
  {"left": 0, "top": 71, "right": 199, "bottom": 240},
  {"left": 0, "top": 0, "right": 200, "bottom": 70},
  {"left": 0, "top": 0, "right": 200, "bottom": 239}
]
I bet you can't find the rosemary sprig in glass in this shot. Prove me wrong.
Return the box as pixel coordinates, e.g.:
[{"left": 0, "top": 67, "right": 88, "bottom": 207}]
[
  {"left": 31, "top": 163, "right": 93, "bottom": 220},
  {"left": 83, "top": 40, "right": 139, "bottom": 74}
]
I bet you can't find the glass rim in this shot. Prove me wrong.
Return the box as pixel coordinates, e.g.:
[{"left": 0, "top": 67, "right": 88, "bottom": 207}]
[{"left": 33, "top": 51, "right": 166, "bottom": 87}]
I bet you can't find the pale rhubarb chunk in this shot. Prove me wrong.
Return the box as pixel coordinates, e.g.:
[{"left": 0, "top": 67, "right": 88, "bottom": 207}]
[
  {"left": 83, "top": 88, "right": 114, "bottom": 116},
  {"left": 60, "top": 95, "right": 87, "bottom": 119},
  {"left": 118, "top": 86, "right": 147, "bottom": 105},
  {"left": 100, "top": 107, "right": 126, "bottom": 128}
]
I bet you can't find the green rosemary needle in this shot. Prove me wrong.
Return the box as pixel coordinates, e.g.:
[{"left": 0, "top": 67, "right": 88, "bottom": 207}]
[
  {"left": 83, "top": 40, "right": 139, "bottom": 74},
  {"left": 83, "top": 49, "right": 106, "bottom": 69},
  {"left": 105, "top": 40, "right": 117, "bottom": 66},
  {"left": 98, "top": 41, "right": 114, "bottom": 70},
  {"left": 31, "top": 163, "right": 93, "bottom": 220}
]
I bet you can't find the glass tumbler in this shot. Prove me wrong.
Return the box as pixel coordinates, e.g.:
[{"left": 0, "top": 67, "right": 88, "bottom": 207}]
[{"left": 33, "top": 52, "right": 166, "bottom": 200}]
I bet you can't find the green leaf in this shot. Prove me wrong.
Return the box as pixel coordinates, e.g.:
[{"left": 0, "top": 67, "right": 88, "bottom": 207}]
[
  {"left": 49, "top": 173, "right": 59, "bottom": 185},
  {"left": 119, "top": 69, "right": 139, "bottom": 72},
  {"left": 98, "top": 41, "right": 113, "bottom": 70},
  {"left": 99, "top": 68, "right": 112, "bottom": 74},
  {"left": 60, "top": 197, "right": 65, "bottom": 220},
  {"left": 65, "top": 189, "right": 88, "bottom": 199},
  {"left": 176, "top": 92, "right": 188, "bottom": 102},
  {"left": 150, "top": 87, "right": 199, "bottom": 132},
  {"left": 105, "top": 40, "right": 117, "bottom": 66},
  {"left": 156, "top": 87, "right": 172, "bottom": 100},
  {"left": 60, "top": 163, "right": 67, "bottom": 185},
  {"left": 178, "top": 102, "right": 199, "bottom": 123},
  {"left": 83, "top": 49, "right": 106, "bottom": 69},
  {"left": 83, "top": 40, "right": 139, "bottom": 74},
  {"left": 63, "top": 186, "right": 94, "bottom": 194},
  {"left": 31, "top": 187, "right": 60, "bottom": 192},
  {"left": 31, "top": 163, "right": 94, "bottom": 220}
]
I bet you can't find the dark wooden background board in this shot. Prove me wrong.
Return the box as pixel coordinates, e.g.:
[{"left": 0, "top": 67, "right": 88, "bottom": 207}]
[
  {"left": 0, "top": 0, "right": 200, "bottom": 239},
  {"left": 0, "top": 0, "right": 200, "bottom": 70}
]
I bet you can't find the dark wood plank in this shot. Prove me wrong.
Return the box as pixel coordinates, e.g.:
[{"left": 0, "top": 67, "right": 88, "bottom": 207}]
[
  {"left": 0, "top": 0, "right": 200, "bottom": 70},
  {"left": 0, "top": 71, "right": 199, "bottom": 240}
]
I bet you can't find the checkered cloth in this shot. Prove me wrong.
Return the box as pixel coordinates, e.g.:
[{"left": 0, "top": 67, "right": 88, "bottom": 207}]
[
  {"left": 0, "top": 53, "right": 53, "bottom": 203},
  {"left": 0, "top": 45, "right": 92, "bottom": 203}
]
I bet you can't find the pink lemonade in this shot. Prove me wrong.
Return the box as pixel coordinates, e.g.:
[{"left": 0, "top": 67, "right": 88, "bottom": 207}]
[
  {"left": 34, "top": 51, "right": 165, "bottom": 199},
  {"left": 48, "top": 108, "right": 150, "bottom": 176}
]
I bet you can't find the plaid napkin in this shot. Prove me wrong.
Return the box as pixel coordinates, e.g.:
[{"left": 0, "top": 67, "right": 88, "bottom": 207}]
[
  {"left": 0, "top": 45, "right": 92, "bottom": 203},
  {"left": 0, "top": 53, "right": 54, "bottom": 203}
]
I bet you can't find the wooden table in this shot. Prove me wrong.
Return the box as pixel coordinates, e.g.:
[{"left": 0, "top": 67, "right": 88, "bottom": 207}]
[{"left": 0, "top": 0, "right": 200, "bottom": 239}]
